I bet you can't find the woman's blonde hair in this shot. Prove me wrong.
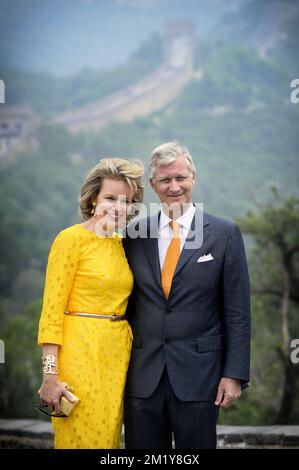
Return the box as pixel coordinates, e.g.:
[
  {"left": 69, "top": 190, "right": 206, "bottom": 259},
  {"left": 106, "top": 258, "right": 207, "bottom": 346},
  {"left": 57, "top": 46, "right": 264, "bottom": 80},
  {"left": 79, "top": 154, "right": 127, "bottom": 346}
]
[{"left": 79, "top": 158, "right": 144, "bottom": 221}]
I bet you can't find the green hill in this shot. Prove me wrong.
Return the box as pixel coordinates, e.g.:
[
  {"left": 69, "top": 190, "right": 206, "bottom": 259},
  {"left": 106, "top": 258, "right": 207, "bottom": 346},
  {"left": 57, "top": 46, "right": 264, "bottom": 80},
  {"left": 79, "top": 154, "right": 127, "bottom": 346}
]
[{"left": 0, "top": 33, "right": 163, "bottom": 117}]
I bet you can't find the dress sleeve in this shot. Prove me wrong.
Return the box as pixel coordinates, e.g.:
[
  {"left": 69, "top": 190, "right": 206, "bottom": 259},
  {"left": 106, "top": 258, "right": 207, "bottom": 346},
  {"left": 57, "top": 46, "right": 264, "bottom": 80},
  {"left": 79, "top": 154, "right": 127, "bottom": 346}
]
[{"left": 38, "top": 229, "right": 81, "bottom": 346}]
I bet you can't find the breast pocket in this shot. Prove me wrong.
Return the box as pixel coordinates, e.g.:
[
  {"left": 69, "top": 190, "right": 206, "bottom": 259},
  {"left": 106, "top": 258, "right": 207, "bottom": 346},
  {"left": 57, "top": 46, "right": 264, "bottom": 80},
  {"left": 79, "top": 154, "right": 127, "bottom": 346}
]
[
  {"left": 195, "top": 259, "right": 221, "bottom": 270},
  {"left": 187, "top": 259, "right": 222, "bottom": 289}
]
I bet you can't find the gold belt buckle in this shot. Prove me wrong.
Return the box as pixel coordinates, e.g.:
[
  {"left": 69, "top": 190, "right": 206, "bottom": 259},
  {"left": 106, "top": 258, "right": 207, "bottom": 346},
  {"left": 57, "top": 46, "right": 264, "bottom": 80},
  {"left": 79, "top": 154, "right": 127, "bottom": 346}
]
[{"left": 111, "top": 314, "right": 120, "bottom": 321}]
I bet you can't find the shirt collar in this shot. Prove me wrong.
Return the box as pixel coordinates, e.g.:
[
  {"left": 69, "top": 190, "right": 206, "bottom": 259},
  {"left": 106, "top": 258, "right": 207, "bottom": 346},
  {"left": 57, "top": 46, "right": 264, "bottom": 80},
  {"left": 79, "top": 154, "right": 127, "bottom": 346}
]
[{"left": 159, "top": 203, "right": 196, "bottom": 230}]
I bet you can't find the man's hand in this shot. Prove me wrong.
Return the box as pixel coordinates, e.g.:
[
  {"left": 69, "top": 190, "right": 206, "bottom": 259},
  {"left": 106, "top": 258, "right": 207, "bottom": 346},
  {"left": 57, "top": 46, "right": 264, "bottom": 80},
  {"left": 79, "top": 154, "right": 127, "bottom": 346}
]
[{"left": 214, "top": 377, "right": 241, "bottom": 408}]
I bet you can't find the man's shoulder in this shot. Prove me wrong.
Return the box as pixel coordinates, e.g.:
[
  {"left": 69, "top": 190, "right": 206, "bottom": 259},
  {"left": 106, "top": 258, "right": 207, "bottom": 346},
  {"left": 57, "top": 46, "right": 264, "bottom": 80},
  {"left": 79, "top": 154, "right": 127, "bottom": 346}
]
[
  {"left": 204, "top": 211, "right": 236, "bottom": 230},
  {"left": 203, "top": 211, "right": 242, "bottom": 242}
]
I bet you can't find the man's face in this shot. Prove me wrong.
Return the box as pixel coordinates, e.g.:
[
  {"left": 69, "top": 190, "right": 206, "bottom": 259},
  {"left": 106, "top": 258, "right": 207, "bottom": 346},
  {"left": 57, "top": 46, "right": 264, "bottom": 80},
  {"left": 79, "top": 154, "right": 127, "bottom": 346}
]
[{"left": 150, "top": 155, "right": 195, "bottom": 213}]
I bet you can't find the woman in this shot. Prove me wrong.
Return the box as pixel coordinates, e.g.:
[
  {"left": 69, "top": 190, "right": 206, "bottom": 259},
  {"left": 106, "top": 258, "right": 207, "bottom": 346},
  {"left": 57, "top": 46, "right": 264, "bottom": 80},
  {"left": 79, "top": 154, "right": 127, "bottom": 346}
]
[{"left": 38, "top": 158, "right": 144, "bottom": 449}]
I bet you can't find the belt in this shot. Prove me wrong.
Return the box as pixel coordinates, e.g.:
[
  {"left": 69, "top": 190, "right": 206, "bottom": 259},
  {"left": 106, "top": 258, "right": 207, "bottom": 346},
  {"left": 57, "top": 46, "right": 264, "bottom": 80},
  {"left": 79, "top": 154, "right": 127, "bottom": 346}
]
[{"left": 64, "top": 311, "right": 127, "bottom": 321}]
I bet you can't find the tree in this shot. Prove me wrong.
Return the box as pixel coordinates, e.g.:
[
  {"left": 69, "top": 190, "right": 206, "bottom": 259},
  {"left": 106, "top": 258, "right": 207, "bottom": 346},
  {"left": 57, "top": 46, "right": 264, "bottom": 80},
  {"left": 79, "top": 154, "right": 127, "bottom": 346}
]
[
  {"left": 0, "top": 300, "right": 43, "bottom": 419},
  {"left": 237, "top": 189, "right": 299, "bottom": 424}
]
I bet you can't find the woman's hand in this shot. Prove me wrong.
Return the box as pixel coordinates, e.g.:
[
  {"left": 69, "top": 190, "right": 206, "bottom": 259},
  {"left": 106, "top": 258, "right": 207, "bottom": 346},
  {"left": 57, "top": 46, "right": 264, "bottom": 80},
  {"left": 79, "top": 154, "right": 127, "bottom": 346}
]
[{"left": 39, "top": 375, "right": 74, "bottom": 415}]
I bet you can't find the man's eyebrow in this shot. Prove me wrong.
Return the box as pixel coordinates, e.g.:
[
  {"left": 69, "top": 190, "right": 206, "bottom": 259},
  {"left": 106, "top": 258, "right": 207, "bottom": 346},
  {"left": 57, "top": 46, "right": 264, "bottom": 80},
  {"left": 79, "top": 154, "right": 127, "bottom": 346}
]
[{"left": 157, "top": 174, "right": 189, "bottom": 180}]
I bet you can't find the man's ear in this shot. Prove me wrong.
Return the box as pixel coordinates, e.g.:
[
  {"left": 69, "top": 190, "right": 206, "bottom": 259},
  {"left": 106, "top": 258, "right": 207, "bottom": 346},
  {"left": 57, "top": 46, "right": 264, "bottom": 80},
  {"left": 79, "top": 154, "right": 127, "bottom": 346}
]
[{"left": 149, "top": 178, "right": 155, "bottom": 189}]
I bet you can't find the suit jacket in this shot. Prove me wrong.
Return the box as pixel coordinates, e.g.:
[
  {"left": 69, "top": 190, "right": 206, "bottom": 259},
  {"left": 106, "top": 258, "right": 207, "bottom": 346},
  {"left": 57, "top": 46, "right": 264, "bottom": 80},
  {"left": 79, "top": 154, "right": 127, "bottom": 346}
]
[{"left": 123, "top": 206, "right": 251, "bottom": 401}]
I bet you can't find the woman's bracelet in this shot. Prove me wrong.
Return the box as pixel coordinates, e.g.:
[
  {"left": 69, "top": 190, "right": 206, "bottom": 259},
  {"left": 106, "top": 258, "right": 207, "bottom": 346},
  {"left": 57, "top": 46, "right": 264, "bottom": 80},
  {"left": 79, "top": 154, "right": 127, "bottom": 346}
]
[{"left": 42, "top": 354, "right": 58, "bottom": 374}]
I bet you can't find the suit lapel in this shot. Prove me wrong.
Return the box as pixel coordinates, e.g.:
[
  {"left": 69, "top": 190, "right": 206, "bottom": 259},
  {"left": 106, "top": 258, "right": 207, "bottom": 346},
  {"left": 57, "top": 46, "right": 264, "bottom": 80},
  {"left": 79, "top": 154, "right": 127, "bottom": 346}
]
[
  {"left": 140, "top": 208, "right": 210, "bottom": 291},
  {"left": 173, "top": 208, "right": 210, "bottom": 278},
  {"left": 141, "top": 212, "right": 162, "bottom": 287}
]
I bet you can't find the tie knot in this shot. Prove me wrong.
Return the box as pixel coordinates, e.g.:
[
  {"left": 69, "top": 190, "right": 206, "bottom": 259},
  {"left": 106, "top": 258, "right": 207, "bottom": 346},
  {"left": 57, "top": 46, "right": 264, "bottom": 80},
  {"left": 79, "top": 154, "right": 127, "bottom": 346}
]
[{"left": 169, "top": 220, "right": 180, "bottom": 235}]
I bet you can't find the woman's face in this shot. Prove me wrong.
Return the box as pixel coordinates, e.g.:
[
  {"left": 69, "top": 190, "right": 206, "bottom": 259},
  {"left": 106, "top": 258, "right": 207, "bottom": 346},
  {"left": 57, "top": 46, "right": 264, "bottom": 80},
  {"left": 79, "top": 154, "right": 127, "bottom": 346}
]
[{"left": 93, "top": 178, "right": 133, "bottom": 232}]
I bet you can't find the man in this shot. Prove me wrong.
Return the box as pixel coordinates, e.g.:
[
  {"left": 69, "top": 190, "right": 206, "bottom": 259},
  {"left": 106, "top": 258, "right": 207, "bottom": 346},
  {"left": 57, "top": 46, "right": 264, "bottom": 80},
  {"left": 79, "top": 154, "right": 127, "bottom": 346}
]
[{"left": 123, "top": 141, "right": 250, "bottom": 449}]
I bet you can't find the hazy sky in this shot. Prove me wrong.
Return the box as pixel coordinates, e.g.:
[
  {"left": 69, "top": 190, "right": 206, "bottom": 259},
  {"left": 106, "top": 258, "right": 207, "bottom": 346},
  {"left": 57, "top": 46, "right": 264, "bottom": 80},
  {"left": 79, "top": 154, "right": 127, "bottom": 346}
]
[{"left": 0, "top": 0, "right": 240, "bottom": 76}]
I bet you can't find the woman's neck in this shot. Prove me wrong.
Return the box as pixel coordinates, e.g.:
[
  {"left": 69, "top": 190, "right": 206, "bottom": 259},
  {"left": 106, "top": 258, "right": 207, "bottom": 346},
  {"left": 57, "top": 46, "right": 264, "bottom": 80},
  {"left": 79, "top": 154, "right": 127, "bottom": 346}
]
[{"left": 81, "top": 218, "right": 114, "bottom": 237}]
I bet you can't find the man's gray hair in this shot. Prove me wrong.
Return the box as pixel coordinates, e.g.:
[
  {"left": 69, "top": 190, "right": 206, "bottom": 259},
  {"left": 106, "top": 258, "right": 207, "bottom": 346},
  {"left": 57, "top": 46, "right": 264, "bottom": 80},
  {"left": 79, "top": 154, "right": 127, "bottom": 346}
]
[{"left": 149, "top": 141, "right": 196, "bottom": 179}]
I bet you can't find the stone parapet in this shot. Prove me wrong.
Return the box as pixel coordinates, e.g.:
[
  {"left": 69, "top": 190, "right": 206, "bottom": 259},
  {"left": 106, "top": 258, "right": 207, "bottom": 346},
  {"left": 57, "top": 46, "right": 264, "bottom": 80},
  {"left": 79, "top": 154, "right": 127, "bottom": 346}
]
[{"left": 1, "top": 420, "right": 299, "bottom": 449}]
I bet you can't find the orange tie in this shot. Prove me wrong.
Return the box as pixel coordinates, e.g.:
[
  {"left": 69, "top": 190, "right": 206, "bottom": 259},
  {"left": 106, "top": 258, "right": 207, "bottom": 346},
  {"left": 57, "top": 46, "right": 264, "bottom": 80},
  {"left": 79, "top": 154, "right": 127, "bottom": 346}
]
[{"left": 161, "top": 220, "right": 180, "bottom": 299}]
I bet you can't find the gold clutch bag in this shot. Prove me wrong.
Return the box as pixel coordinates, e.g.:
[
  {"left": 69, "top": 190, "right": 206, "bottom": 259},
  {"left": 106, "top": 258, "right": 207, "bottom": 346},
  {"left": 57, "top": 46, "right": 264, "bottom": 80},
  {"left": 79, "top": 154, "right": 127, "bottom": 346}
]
[
  {"left": 60, "top": 385, "right": 80, "bottom": 416},
  {"left": 37, "top": 382, "right": 80, "bottom": 417}
]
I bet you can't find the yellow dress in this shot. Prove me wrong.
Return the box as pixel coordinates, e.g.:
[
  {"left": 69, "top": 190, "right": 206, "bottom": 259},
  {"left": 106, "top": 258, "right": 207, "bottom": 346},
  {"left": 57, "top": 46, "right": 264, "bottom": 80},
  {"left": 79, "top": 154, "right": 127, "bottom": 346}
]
[{"left": 38, "top": 224, "right": 133, "bottom": 449}]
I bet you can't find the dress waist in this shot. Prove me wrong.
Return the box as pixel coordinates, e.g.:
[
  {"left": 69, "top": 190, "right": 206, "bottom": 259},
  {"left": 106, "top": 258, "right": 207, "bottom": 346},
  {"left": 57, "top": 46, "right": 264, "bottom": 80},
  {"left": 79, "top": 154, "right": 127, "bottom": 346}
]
[{"left": 64, "top": 311, "right": 127, "bottom": 321}]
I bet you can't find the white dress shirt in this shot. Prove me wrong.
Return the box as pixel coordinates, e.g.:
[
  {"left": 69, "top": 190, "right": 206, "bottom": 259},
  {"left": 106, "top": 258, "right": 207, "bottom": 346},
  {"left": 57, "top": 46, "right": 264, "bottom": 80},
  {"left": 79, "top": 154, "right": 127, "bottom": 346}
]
[{"left": 158, "top": 203, "right": 196, "bottom": 271}]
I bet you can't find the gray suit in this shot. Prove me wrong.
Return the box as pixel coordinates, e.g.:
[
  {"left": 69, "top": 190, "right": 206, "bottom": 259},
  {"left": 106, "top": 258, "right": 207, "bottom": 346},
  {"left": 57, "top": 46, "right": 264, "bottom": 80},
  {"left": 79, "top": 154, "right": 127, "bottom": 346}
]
[{"left": 123, "top": 206, "right": 251, "bottom": 448}]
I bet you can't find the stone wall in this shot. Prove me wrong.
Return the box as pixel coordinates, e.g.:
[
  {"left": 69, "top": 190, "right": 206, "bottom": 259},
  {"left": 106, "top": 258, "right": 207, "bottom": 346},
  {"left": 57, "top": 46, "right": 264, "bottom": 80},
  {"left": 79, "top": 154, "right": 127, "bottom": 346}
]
[{"left": 1, "top": 420, "right": 298, "bottom": 449}]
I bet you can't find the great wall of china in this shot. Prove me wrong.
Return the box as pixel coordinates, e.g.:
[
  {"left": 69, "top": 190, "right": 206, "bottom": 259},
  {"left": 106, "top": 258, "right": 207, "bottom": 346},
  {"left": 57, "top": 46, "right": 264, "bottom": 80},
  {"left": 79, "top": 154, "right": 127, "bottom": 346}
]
[
  {"left": 0, "top": 21, "right": 201, "bottom": 161},
  {"left": 53, "top": 21, "right": 199, "bottom": 132}
]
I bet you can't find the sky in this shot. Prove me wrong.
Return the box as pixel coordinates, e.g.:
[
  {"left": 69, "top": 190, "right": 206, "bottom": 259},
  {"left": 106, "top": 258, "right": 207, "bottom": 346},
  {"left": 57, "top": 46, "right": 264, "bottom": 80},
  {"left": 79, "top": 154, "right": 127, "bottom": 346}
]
[{"left": 0, "top": 0, "right": 241, "bottom": 76}]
